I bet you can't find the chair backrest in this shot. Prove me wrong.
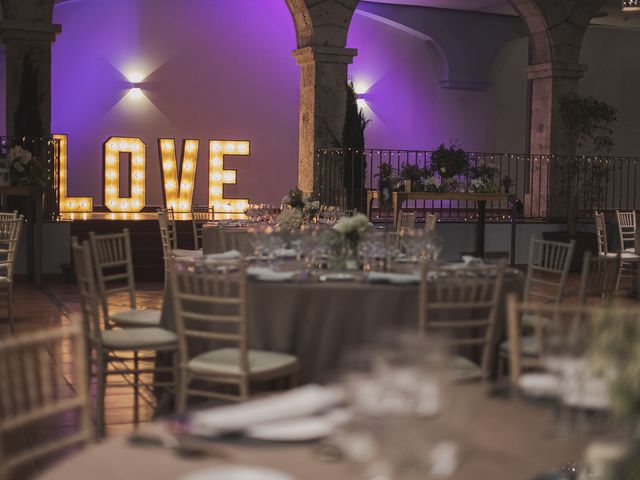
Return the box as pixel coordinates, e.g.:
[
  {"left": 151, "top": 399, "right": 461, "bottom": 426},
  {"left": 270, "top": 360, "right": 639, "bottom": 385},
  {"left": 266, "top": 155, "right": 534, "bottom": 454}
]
[
  {"left": 594, "top": 211, "right": 608, "bottom": 255},
  {"left": 425, "top": 213, "right": 438, "bottom": 232},
  {"left": 344, "top": 209, "right": 357, "bottom": 217},
  {"left": 0, "top": 324, "right": 92, "bottom": 479},
  {"left": 616, "top": 210, "right": 636, "bottom": 251},
  {"left": 523, "top": 237, "right": 575, "bottom": 304},
  {"left": 169, "top": 257, "right": 249, "bottom": 378},
  {"left": 158, "top": 209, "right": 179, "bottom": 254},
  {"left": 578, "top": 251, "right": 619, "bottom": 305},
  {"left": 0, "top": 216, "right": 23, "bottom": 281},
  {"left": 191, "top": 207, "right": 214, "bottom": 250},
  {"left": 0, "top": 211, "right": 18, "bottom": 220},
  {"left": 419, "top": 264, "right": 505, "bottom": 378},
  {"left": 218, "top": 227, "right": 253, "bottom": 255},
  {"left": 505, "top": 296, "right": 640, "bottom": 387},
  {"left": 71, "top": 238, "right": 103, "bottom": 344},
  {"left": 397, "top": 212, "right": 416, "bottom": 233},
  {"left": 88, "top": 229, "right": 136, "bottom": 322}
]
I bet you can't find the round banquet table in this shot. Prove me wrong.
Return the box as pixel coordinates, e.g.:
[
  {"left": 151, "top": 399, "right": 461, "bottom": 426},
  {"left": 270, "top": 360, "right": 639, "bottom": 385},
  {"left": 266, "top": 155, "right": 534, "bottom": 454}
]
[
  {"left": 39, "top": 384, "right": 588, "bottom": 480},
  {"left": 160, "top": 270, "right": 524, "bottom": 384}
]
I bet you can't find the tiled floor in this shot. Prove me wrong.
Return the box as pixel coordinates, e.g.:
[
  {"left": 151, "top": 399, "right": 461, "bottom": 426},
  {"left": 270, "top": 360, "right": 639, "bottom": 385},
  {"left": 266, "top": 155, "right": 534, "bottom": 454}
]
[{"left": 1, "top": 274, "right": 639, "bottom": 478}]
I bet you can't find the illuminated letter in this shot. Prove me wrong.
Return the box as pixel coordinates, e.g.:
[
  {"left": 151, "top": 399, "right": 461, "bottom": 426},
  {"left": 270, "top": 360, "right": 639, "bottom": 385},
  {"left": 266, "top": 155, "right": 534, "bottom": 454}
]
[
  {"left": 53, "top": 134, "right": 93, "bottom": 213},
  {"left": 208, "top": 140, "right": 250, "bottom": 214},
  {"left": 103, "top": 137, "right": 146, "bottom": 213},
  {"left": 159, "top": 138, "right": 198, "bottom": 213}
]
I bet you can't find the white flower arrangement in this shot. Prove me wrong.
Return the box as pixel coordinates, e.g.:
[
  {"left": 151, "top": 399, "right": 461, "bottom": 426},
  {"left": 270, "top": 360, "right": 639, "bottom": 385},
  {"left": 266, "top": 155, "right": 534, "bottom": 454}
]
[
  {"left": 333, "top": 213, "right": 371, "bottom": 236},
  {"left": 469, "top": 178, "right": 486, "bottom": 193},
  {"left": 276, "top": 207, "right": 304, "bottom": 230},
  {"left": 7, "top": 146, "right": 33, "bottom": 174}
]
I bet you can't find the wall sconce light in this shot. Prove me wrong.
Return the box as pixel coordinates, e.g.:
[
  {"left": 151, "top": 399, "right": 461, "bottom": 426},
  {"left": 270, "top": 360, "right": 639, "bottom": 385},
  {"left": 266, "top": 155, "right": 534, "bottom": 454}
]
[
  {"left": 623, "top": 0, "right": 640, "bottom": 10},
  {"left": 126, "top": 72, "right": 145, "bottom": 99}
]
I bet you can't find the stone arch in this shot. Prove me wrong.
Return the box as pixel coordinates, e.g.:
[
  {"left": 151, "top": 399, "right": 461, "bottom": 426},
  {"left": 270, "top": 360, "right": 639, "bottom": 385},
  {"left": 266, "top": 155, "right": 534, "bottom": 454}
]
[{"left": 285, "top": 0, "right": 358, "bottom": 49}]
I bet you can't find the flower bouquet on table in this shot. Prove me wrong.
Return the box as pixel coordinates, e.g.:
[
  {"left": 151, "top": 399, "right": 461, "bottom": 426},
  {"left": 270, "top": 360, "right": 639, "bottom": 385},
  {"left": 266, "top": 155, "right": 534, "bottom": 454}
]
[
  {"left": 468, "top": 162, "right": 499, "bottom": 193},
  {"left": 3, "top": 146, "right": 47, "bottom": 187},
  {"left": 276, "top": 207, "right": 304, "bottom": 231},
  {"left": 333, "top": 213, "right": 372, "bottom": 269},
  {"left": 430, "top": 143, "right": 469, "bottom": 192},
  {"left": 280, "top": 187, "right": 320, "bottom": 226}
]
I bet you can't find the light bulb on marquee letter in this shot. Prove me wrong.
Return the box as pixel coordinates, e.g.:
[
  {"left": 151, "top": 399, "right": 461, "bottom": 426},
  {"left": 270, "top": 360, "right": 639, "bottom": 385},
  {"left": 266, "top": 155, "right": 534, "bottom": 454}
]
[
  {"left": 53, "top": 134, "right": 93, "bottom": 212},
  {"left": 208, "top": 140, "right": 250, "bottom": 213},
  {"left": 159, "top": 138, "right": 198, "bottom": 212},
  {"left": 103, "top": 137, "right": 146, "bottom": 213}
]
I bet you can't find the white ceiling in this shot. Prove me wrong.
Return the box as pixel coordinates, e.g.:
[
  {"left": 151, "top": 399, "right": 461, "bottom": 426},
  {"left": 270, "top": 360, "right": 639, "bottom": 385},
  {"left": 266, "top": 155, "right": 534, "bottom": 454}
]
[{"left": 364, "top": 0, "right": 640, "bottom": 28}]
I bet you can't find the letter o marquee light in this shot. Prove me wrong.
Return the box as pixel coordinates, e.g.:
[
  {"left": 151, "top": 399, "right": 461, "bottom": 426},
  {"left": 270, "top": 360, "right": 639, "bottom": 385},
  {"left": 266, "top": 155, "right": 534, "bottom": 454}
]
[{"left": 103, "top": 137, "right": 146, "bottom": 213}]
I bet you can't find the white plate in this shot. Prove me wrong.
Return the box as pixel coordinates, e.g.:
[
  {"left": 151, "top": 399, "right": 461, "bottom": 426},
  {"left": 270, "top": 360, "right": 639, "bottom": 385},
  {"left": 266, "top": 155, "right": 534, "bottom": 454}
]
[
  {"left": 181, "top": 467, "right": 295, "bottom": 480},
  {"left": 321, "top": 273, "right": 356, "bottom": 281}
]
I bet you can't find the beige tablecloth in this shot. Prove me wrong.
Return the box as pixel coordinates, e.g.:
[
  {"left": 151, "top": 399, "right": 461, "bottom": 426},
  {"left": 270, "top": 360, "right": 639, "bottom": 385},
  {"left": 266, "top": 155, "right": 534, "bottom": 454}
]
[
  {"left": 202, "top": 223, "right": 248, "bottom": 254},
  {"left": 39, "top": 384, "right": 588, "bottom": 480},
  {"left": 160, "top": 274, "right": 523, "bottom": 383}
]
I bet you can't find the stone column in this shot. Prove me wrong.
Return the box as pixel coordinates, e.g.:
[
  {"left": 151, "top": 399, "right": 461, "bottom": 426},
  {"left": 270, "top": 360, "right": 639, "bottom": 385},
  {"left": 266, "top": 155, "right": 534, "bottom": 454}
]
[
  {"left": 525, "top": 61, "right": 586, "bottom": 218},
  {"left": 293, "top": 46, "right": 357, "bottom": 196},
  {"left": 0, "top": 20, "right": 60, "bottom": 138}
]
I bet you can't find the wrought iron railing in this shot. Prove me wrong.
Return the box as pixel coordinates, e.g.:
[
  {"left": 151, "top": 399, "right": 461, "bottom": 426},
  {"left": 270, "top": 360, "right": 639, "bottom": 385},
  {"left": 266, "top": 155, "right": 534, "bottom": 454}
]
[
  {"left": 316, "top": 148, "right": 640, "bottom": 223},
  {"left": 0, "top": 136, "right": 60, "bottom": 220}
]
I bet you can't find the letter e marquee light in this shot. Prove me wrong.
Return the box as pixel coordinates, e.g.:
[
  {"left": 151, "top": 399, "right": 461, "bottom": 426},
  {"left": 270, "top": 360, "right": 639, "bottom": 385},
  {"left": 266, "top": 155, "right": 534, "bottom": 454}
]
[
  {"left": 208, "top": 140, "right": 250, "bottom": 213},
  {"left": 103, "top": 137, "right": 146, "bottom": 213}
]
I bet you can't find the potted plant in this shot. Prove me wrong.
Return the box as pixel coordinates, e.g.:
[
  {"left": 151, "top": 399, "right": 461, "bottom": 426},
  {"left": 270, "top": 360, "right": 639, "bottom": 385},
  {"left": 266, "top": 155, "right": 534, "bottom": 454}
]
[
  {"left": 400, "top": 163, "right": 422, "bottom": 192},
  {"left": 375, "top": 162, "right": 394, "bottom": 210},
  {"left": 421, "top": 166, "right": 439, "bottom": 192},
  {"left": 543, "top": 94, "right": 617, "bottom": 270},
  {"left": 501, "top": 175, "right": 513, "bottom": 194},
  {"left": 430, "top": 143, "right": 469, "bottom": 192},
  {"left": 468, "top": 162, "right": 499, "bottom": 193}
]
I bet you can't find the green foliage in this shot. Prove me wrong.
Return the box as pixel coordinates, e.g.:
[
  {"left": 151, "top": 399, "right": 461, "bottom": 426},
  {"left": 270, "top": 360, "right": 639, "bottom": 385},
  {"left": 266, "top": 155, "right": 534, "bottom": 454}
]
[
  {"left": 376, "top": 162, "right": 393, "bottom": 180},
  {"left": 284, "top": 187, "right": 306, "bottom": 210},
  {"left": 560, "top": 94, "right": 617, "bottom": 154},
  {"left": 430, "top": 143, "right": 469, "bottom": 179},
  {"left": 400, "top": 164, "right": 422, "bottom": 183}
]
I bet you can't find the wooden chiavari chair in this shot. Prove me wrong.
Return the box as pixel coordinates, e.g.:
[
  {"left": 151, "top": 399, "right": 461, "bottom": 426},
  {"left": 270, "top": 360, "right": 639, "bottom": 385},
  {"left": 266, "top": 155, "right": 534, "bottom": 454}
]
[
  {"left": 597, "top": 211, "right": 639, "bottom": 292},
  {"left": 425, "top": 213, "right": 438, "bottom": 232},
  {"left": 217, "top": 227, "right": 253, "bottom": 255},
  {"left": 0, "top": 323, "right": 92, "bottom": 479},
  {"left": 73, "top": 239, "right": 178, "bottom": 436},
  {"left": 615, "top": 210, "right": 636, "bottom": 252},
  {"left": 505, "top": 296, "right": 638, "bottom": 408},
  {"left": 158, "top": 210, "right": 202, "bottom": 271},
  {"left": 578, "top": 252, "right": 620, "bottom": 304},
  {"left": 169, "top": 257, "right": 298, "bottom": 411},
  {"left": 191, "top": 206, "right": 214, "bottom": 250},
  {"left": 88, "top": 229, "right": 162, "bottom": 328},
  {"left": 0, "top": 216, "right": 23, "bottom": 333},
  {"left": 419, "top": 263, "right": 505, "bottom": 381},
  {"left": 397, "top": 211, "right": 416, "bottom": 234},
  {"left": 499, "top": 237, "right": 575, "bottom": 374}
]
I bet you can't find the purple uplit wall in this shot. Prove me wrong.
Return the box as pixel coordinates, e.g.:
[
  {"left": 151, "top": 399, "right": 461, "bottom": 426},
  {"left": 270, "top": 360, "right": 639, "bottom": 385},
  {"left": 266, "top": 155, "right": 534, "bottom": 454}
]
[
  {"left": 46, "top": 1, "right": 640, "bottom": 207},
  {"left": 52, "top": 0, "right": 300, "bottom": 206}
]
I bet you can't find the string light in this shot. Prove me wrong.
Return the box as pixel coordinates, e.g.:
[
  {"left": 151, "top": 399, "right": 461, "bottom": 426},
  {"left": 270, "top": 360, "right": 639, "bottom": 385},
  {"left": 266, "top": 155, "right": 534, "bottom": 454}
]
[
  {"left": 103, "top": 136, "right": 146, "bottom": 213},
  {"left": 208, "top": 140, "right": 250, "bottom": 213},
  {"left": 159, "top": 138, "right": 199, "bottom": 213},
  {"left": 53, "top": 134, "right": 93, "bottom": 213}
]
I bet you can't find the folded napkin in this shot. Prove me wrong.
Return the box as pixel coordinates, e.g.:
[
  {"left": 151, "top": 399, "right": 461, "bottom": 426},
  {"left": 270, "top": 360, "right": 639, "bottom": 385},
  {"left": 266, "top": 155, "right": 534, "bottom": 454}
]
[
  {"left": 256, "top": 270, "right": 297, "bottom": 282},
  {"left": 188, "top": 384, "right": 345, "bottom": 437},
  {"left": 274, "top": 248, "right": 297, "bottom": 258},
  {"left": 461, "top": 255, "right": 483, "bottom": 265},
  {"left": 367, "top": 271, "right": 420, "bottom": 284},
  {"left": 205, "top": 250, "right": 241, "bottom": 260}
]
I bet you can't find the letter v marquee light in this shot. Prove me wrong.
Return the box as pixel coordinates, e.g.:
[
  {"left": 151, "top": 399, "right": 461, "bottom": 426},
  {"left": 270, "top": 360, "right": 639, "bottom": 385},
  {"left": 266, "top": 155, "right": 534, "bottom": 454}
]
[{"left": 159, "top": 138, "right": 198, "bottom": 212}]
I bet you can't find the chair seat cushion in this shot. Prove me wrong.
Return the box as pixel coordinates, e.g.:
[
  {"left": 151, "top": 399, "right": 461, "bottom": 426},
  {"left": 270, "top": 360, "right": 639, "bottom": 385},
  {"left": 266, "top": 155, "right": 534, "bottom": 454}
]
[
  {"left": 173, "top": 249, "right": 203, "bottom": 258},
  {"left": 188, "top": 348, "right": 298, "bottom": 377},
  {"left": 518, "top": 372, "right": 561, "bottom": 398},
  {"left": 605, "top": 251, "right": 640, "bottom": 260},
  {"left": 110, "top": 309, "right": 162, "bottom": 327},
  {"left": 452, "top": 356, "right": 483, "bottom": 382},
  {"left": 101, "top": 327, "right": 178, "bottom": 349},
  {"left": 499, "top": 335, "right": 539, "bottom": 357}
]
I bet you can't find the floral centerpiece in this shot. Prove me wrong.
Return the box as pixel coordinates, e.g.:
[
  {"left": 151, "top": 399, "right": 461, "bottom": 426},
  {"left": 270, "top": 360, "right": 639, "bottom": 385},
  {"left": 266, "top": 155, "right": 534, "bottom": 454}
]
[
  {"left": 277, "top": 187, "right": 320, "bottom": 229},
  {"left": 333, "top": 213, "right": 371, "bottom": 268},
  {"left": 0, "top": 146, "right": 47, "bottom": 187},
  {"left": 468, "top": 162, "right": 499, "bottom": 193},
  {"left": 430, "top": 143, "right": 469, "bottom": 192}
]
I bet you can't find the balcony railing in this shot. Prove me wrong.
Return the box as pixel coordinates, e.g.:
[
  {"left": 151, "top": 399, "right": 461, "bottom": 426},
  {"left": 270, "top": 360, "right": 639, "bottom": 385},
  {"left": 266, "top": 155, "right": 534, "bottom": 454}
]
[{"left": 316, "top": 148, "right": 640, "bottom": 223}]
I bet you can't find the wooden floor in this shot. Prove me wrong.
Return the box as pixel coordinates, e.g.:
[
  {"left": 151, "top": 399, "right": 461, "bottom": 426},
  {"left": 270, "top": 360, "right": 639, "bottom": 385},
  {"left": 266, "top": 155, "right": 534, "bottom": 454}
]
[{"left": 1, "top": 275, "right": 638, "bottom": 478}]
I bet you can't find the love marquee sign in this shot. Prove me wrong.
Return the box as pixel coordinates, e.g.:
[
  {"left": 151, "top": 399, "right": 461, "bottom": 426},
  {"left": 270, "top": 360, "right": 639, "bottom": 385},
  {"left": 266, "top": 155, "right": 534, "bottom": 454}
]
[{"left": 54, "top": 134, "right": 250, "bottom": 214}]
